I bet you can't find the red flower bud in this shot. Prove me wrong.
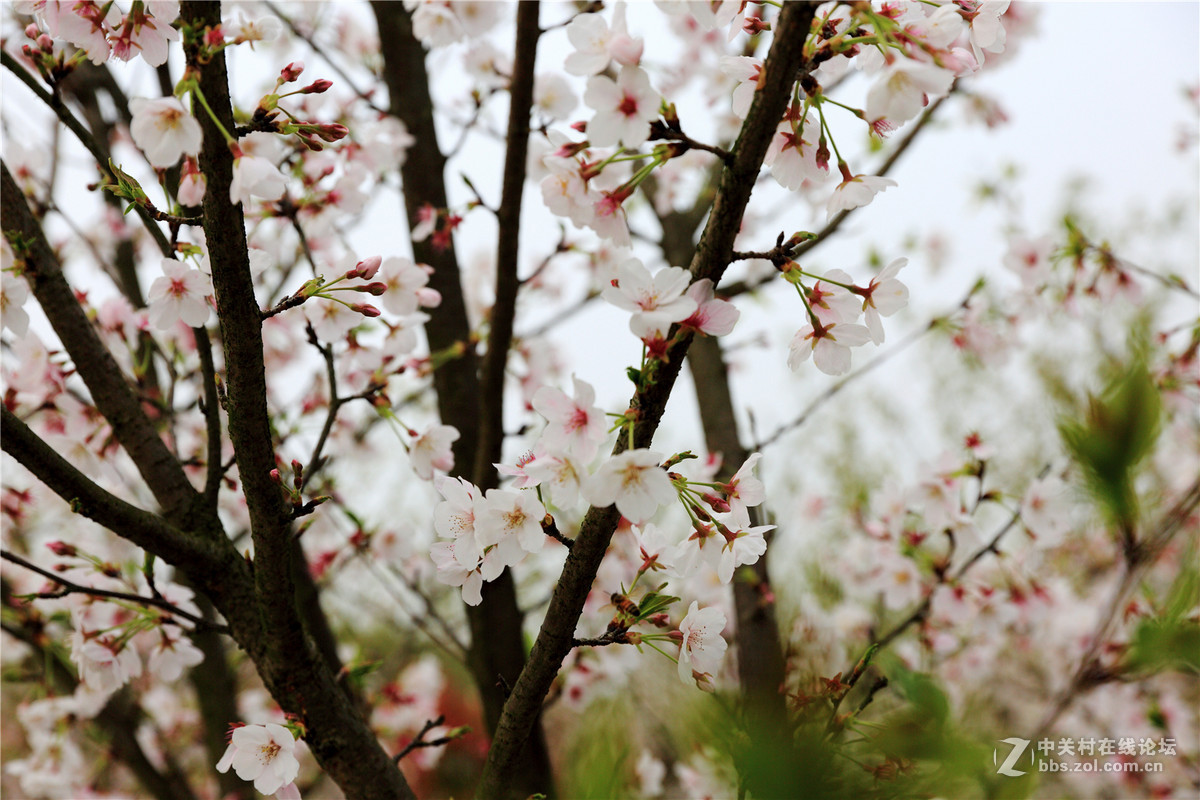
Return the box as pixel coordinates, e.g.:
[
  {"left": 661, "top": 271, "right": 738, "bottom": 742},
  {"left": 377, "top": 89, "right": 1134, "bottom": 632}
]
[
  {"left": 46, "top": 541, "right": 77, "bottom": 557},
  {"left": 352, "top": 303, "right": 381, "bottom": 317},
  {"left": 280, "top": 61, "right": 304, "bottom": 82},
  {"left": 302, "top": 79, "right": 333, "bottom": 94}
]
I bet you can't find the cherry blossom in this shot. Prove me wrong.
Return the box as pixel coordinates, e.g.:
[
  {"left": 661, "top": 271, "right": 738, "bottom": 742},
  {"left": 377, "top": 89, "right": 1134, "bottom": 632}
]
[
  {"left": 716, "top": 524, "right": 772, "bottom": 583},
  {"left": 2, "top": 271, "right": 30, "bottom": 337},
  {"left": 431, "top": 540, "right": 485, "bottom": 605},
  {"left": 524, "top": 451, "right": 587, "bottom": 509},
  {"left": 805, "top": 269, "right": 863, "bottom": 326},
  {"left": 177, "top": 157, "right": 206, "bottom": 206},
  {"left": 601, "top": 258, "right": 697, "bottom": 337},
  {"left": 964, "top": 1, "right": 1012, "bottom": 65},
  {"left": 1020, "top": 474, "right": 1072, "bottom": 547},
  {"left": 676, "top": 601, "right": 727, "bottom": 690},
  {"left": 582, "top": 449, "right": 677, "bottom": 524},
  {"left": 787, "top": 320, "right": 872, "bottom": 376},
  {"left": 216, "top": 723, "right": 300, "bottom": 796},
  {"left": 434, "top": 476, "right": 483, "bottom": 562},
  {"left": 476, "top": 488, "right": 546, "bottom": 554},
  {"left": 71, "top": 633, "right": 142, "bottom": 694},
  {"left": 723, "top": 453, "right": 765, "bottom": 528},
  {"left": 826, "top": 173, "right": 899, "bottom": 221},
  {"left": 534, "top": 73, "right": 578, "bottom": 120},
  {"left": 230, "top": 151, "right": 287, "bottom": 206},
  {"left": 860, "top": 257, "right": 910, "bottom": 344},
  {"left": 719, "top": 55, "right": 762, "bottom": 118},
  {"left": 764, "top": 112, "right": 829, "bottom": 190},
  {"left": 865, "top": 61, "right": 955, "bottom": 127},
  {"left": 379, "top": 256, "right": 434, "bottom": 316},
  {"left": 409, "top": 424, "right": 459, "bottom": 480},
  {"left": 564, "top": 6, "right": 643, "bottom": 76},
  {"left": 129, "top": 97, "right": 202, "bottom": 168},
  {"left": 146, "top": 628, "right": 205, "bottom": 681},
  {"left": 1003, "top": 235, "right": 1056, "bottom": 289},
  {"left": 531, "top": 376, "right": 608, "bottom": 461},
  {"left": 680, "top": 279, "right": 739, "bottom": 337},
  {"left": 109, "top": 1, "right": 180, "bottom": 67},
  {"left": 147, "top": 258, "right": 212, "bottom": 330},
  {"left": 583, "top": 66, "right": 661, "bottom": 148}
]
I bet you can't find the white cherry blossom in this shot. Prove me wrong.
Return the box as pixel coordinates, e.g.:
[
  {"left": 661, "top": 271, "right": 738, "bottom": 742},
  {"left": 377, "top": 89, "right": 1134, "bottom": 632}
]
[
  {"left": 410, "top": 424, "right": 459, "bottom": 480},
  {"left": 147, "top": 258, "right": 211, "bottom": 330},
  {"left": 861, "top": 257, "right": 909, "bottom": 344},
  {"left": 787, "top": 320, "right": 872, "bottom": 376},
  {"left": 676, "top": 601, "right": 727, "bottom": 690},
  {"left": 583, "top": 66, "right": 660, "bottom": 148},
  {"left": 216, "top": 722, "right": 300, "bottom": 796},
  {"left": 601, "top": 258, "right": 696, "bottom": 337},
  {"left": 129, "top": 97, "right": 202, "bottom": 168},
  {"left": 582, "top": 449, "right": 676, "bottom": 524},
  {"left": 866, "top": 61, "right": 955, "bottom": 127},
  {"left": 826, "top": 174, "right": 898, "bottom": 221},
  {"left": 532, "top": 376, "right": 607, "bottom": 460},
  {"left": 476, "top": 489, "right": 546, "bottom": 554}
]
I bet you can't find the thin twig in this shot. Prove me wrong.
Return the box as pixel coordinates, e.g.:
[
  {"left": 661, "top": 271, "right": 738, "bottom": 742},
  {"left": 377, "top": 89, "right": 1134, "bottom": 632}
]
[
  {"left": 2, "top": 550, "right": 230, "bottom": 634},
  {"left": 2, "top": 49, "right": 174, "bottom": 258},
  {"left": 263, "top": 1, "right": 390, "bottom": 116},
  {"left": 392, "top": 715, "right": 450, "bottom": 763},
  {"left": 755, "top": 282, "right": 982, "bottom": 451}
]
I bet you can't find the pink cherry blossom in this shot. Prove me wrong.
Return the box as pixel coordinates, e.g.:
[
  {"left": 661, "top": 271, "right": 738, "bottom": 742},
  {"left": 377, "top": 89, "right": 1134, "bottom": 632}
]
[
  {"left": 964, "top": 1, "right": 1012, "bottom": 65},
  {"left": 564, "top": 7, "right": 643, "bottom": 76},
  {"left": 177, "top": 157, "right": 206, "bottom": 206},
  {"left": 147, "top": 258, "right": 211, "bottom": 330},
  {"left": 129, "top": 97, "right": 202, "bottom": 168},
  {"left": 434, "top": 476, "right": 484, "bottom": 566},
  {"left": 379, "top": 256, "right": 432, "bottom": 316},
  {"left": 680, "top": 278, "right": 739, "bottom": 337},
  {"left": 723, "top": 453, "right": 765, "bottom": 527},
  {"left": 583, "top": 66, "right": 660, "bottom": 148},
  {"left": 215, "top": 722, "right": 300, "bottom": 796},
  {"left": 531, "top": 376, "right": 607, "bottom": 460},
  {"left": 787, "top": 320, "right": 872, "bottom": 376},
  {"left": 764, "top": 113, "right": 829, "bottom": 190},
  {"left": 146, "top": 627, "right": 205, "bottom": 681},
  {"left": 676, "top": 601, "right": 726, "bottom": 690},
  {"left": 71, "top": 633, "right": 142, "bottom": 694},
  {"left": 806, "top": 269, "right": 863, "bottom": 326},
  {"left": 582, "top": 449, "right": 677, "bottom": 524},
  {"left": 409, "top": 424, "right": 459, "bottom": 480},
  {"left": 601, "top": 258, "right": 697, "bottom": 337}
]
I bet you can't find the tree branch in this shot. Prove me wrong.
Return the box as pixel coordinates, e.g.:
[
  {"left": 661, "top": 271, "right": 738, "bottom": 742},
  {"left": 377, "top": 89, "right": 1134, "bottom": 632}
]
[
  {"left": 1, "top": 549, "right": 228, "bottom": 634},
  {"left": 472, "top": 1, "right": 540, "bottom": 489},
  {"left": 475, "top": 5, "right": 819, "bottom": 797},
  {"left": 2, "top": 163, "right": 202, "bottom": 524},
  {"left": 180, "top": 5, "right": 415, "bottom": 798}
]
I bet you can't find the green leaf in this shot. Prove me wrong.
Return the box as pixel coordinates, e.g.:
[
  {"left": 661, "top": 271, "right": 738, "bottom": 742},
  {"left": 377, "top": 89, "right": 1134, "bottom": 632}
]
[{"left": 1058, "top": 348, "right": 1162, "bottom": 529}]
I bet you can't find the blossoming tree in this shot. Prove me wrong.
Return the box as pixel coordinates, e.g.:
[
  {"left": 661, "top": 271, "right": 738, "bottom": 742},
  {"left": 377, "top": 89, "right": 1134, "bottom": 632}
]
[{"left": 1, "top": 2, "right": 1196, "bottom": 799}]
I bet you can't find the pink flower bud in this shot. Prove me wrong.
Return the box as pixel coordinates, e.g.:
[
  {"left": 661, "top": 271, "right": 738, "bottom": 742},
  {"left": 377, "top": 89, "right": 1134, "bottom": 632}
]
[
  {"left": 359, "top": 282, "right": 387, "bottom": 296},
  {"left": 280, "top": 61, "right": 304, "bottom": 82},
  {"left": 416, "top": 287, "right": 442, "bottom": 308},
  {"left": 702, "top": 492, "right": 731, "bottom": 514},
  {"left": 270, "top": 468, "right": 283, "bottom": 484},
  {"left": 352, "top": 303, "right": 381, "bottom": 317},
  {"left": 355, "top": 255, "right": 382, "bottom": 280},
  {"left": 46, "top": 541, "right": 77, "bottom": 557},
  {"left": 302, "top": 79, "right": 333, "bottom": 94},
  {"left": 313, "top": 122, "right": 349, "bottom": 142},
  {"left": 24, "top": 23, "right": 39, "bottom": 40}
]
